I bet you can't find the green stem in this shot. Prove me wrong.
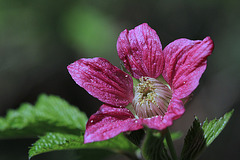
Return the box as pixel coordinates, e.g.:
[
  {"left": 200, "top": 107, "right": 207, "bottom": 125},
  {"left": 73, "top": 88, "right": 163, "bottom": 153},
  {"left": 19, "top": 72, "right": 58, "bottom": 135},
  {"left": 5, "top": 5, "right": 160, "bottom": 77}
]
[{"left": 165, "top": 128, "right": 178, "bottom": 160}]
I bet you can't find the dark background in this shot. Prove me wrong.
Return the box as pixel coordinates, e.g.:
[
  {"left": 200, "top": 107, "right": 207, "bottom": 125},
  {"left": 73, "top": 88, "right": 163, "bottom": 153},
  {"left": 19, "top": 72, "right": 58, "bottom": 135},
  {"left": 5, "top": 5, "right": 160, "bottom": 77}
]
[{"left": 0, "top": 0, "right": 239, "bottom": 159}]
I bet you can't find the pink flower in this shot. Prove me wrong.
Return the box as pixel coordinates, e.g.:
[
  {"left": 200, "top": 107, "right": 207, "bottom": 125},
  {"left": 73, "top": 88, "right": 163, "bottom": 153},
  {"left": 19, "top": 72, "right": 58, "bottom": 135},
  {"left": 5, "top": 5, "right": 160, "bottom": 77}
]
[{"left": 67, "top": 23, "right": 214, "bottom": 143}]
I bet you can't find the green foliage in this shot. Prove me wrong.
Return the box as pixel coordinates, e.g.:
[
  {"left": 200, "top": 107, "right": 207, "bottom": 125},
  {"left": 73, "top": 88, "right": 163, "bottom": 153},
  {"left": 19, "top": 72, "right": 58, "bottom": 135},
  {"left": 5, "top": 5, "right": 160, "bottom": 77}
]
[
  {"left": 0, "top": 93, "right": 234, "bottom": 160},
  {"left": 181, "top": 118, "right": 206, "bottom": 160},
  {"left": 181, "top": 110, "right": 234, "bottom": 160},
  {"left": 141, "top": 129, "right": 171, "bottom": 160},
  {"left": 202, "top": 109, "right": 234, "bottom": 146},
  {"left": 34, "top": 94, "right": 87, "bottom": 130},
  {"left": 0, "top": 94, "right": 88, "bottom": 138},
  {"left": 29, "top": 132, "right": 137, "bottom": 159},
  {"left": 61, "top": 4, "right": 118, "bottom": 58}
]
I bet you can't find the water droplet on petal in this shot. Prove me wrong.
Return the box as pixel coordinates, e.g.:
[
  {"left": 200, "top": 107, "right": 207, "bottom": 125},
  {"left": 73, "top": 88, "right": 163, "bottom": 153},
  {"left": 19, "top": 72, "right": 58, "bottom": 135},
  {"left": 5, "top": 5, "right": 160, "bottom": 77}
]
[
  {"left": 125, "top": 75, "right": 128, "bottom": 78},
  {"left": 90, "top": 120, "right": 93, "bottom": 123}
]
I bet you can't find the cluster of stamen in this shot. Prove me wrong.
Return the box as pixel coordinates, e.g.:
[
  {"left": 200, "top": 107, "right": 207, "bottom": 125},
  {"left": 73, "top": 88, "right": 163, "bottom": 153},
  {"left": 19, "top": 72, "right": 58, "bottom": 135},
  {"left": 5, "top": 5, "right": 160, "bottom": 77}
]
[{"left": 132, "top": 77, "right": 172, "bottom": 118}]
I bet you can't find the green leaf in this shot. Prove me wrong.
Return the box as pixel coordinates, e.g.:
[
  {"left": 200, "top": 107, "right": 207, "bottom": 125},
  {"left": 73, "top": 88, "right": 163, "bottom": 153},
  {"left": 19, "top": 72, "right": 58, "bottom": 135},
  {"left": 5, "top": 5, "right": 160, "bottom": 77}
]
[
  {"left": 181, "top": 118, "right": 206, "bottom": 160},
  {"left": 35, "top": 94, "right": 87, "bottom": 131},
  {"left": 202, "top": 109, "right": 234, "bottom": 146},
  {"left": 181, "top": 110, "right": 234, "bottom": 160},
  {"left": 141, "top": 129, "right": 171, "bottom": 160},
  {"left": 29, "top": 132, "right": 137, "bottom": 159},
  {"left": 0, "top": 94, "right": 88, "bottom": 139}
]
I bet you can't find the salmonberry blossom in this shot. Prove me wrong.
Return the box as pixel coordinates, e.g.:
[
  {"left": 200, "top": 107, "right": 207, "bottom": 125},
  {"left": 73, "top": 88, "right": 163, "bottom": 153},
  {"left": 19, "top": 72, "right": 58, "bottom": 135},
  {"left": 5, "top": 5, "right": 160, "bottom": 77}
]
[{"left": 67, "top": 23, "right": 214, "bottom": 143}]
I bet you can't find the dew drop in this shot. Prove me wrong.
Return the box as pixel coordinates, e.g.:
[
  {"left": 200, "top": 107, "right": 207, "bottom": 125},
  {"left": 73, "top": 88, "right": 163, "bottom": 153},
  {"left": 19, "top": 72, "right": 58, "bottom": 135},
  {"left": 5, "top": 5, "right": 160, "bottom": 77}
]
[
  {"left": 125, "top": 75, "right": 128, "bottom": 78},
  {"left": 90, "top": 120, "right": 93, "bottom": 123},
  {"left": 54, "top": 140, "right": 59, "bottom": 144}
]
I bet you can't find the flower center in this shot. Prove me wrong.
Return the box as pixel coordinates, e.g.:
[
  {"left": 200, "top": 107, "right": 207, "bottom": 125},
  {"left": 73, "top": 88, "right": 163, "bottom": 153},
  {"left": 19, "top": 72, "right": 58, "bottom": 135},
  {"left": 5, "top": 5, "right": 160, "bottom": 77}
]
[{"left": 132, "top": 77, "right": 172, "bottom": 118}]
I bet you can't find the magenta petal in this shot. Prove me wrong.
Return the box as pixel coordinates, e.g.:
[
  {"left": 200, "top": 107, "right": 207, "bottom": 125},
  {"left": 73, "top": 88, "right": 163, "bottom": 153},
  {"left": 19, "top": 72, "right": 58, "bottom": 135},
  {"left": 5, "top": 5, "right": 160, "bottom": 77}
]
[
  {"left": 166, "top": 98, "right": 185, "bottom": 120},
  {"left": 67, "top": 57, "right": 133, "bottom": 107},
  {"left": 84, "top": 104, "right": 143, "bottom": 143},
  {"left": 142, "top": 98, "right": 184, "bottom": 130},
  {"left": 117, "top": 23, "right": 164, "bottom": 79},
  {"left": 163, "top": 37, "right": 214, "bottom": 99}
]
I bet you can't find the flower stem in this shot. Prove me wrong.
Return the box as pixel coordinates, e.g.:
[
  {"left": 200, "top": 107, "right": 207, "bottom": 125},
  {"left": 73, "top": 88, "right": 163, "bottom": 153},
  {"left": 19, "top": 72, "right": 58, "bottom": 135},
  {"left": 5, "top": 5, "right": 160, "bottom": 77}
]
[{"left": 165, "top": 128, "right": 178, "bottom": 160}]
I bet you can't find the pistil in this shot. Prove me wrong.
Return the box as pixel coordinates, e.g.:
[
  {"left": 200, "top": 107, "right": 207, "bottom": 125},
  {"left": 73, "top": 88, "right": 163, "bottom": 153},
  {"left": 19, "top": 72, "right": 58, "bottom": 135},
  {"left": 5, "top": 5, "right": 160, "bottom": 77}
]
[{"left": 132, "top": 77, "right": 172, "bottom": 118}]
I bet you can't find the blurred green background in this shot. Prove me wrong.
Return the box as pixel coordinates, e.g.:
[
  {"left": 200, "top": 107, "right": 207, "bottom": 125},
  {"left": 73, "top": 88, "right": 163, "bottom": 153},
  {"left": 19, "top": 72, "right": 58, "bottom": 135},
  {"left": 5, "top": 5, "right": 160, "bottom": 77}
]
[{"left": 0, "top": 0, "right": 239, "bottom": 159}]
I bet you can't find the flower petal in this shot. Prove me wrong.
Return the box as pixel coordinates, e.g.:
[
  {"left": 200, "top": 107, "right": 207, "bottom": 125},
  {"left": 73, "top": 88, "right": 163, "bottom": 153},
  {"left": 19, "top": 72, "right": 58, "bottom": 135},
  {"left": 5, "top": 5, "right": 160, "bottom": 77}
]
[
  {"left": 117, "top": 23, "right": 164, "bottom": 79},
  {"left": 163, "top": 37, "right": 214, "bottom": 99},
  {"left": 84, "top": 104, "right": 143, "bottom": 143},
  {"left": 142, "top": 98, "right": 184, "bottom": 130},
  {"left": 67, "top": 57, "right": 133, "bottom": 107}
]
